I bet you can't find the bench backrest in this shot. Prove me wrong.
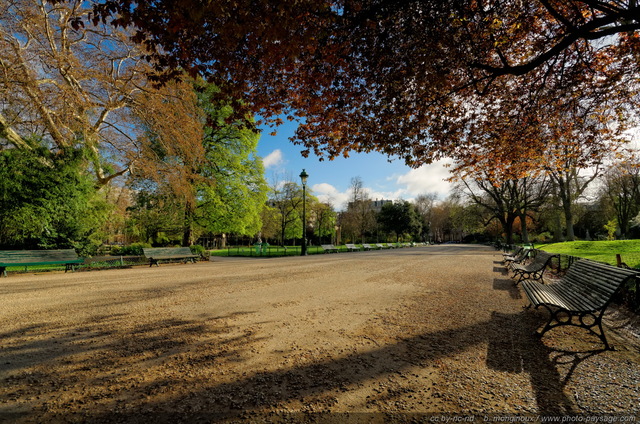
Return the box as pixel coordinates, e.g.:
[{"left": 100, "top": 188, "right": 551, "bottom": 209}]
[
  {"left": 514, "top": 248, "right": 532, "bottom": 261},
  {"left": 143, "top": 247, "right": 195, "bottom": 258},
  {"left": 507, "top": 246, "right": 523, "bottom": 256},
  {"left": 0, "top": 249, "right": 81, "bottom": 265},
  {"left": 560, "top": 260, "right": 639, "bottom": 310},
  {"left": 532, "top": 251, "right": 557, "bottom": 266}
]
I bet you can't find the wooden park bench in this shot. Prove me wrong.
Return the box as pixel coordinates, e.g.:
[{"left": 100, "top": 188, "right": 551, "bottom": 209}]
[
  {"left": 362, "top": 244, "right": 378, "bottom": 251},
  {"left": 345, "top": 243, "right": 362, "bottom": 252},
  {"left": 511, "top": 250, "right": 559, "bottom": 285},
  {"left": 0, "top": 249, "right": 83, "bottom": 277},
  {"left": 321, "top": 244, "right": 339, "bottom": 253},
  {"left": 504, "top": 247, "right": 531, "bottom": 270},
  {"left": 521, "top": 259, "right": 639, "bottom": 350},
  {"left": 143, "top": 247, "right": 199, "bottom": 267},
  {"left": 503, "top": 246, "right": 523, "bottom": 261}
]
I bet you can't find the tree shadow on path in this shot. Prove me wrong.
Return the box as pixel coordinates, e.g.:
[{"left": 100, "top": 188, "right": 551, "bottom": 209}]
[{"left": 1, "top": 308, "right": 599, "bottom": 423}]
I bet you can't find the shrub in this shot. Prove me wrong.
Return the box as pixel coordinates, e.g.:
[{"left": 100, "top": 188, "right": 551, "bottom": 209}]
[
  {"left": 532, "top": 232, "right": 552, "bottom": 243},
  {"left": 190, "top": 244, "right": 206, "bottom": 256},
  {"left": 111, "top": 242, "right": 151, "bottom": 256}
]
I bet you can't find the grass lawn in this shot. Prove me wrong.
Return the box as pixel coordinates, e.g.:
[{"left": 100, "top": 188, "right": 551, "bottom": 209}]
[
  {"left": 210, "top": 245, "right": 329, "bottom": 257},
  {"left": 539, "top": 240, "right": 640, "bottom": 269},
  {"left": 209, "top": 243, "right": 404, "bottom": 257}
]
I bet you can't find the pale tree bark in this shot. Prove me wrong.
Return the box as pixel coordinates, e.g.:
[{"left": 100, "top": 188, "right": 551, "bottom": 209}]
[
  {"left": 0, "top": 0, "right": 155, "bottom": 185},
  {"left": 0, "top": 113, "right": 31, "bottom": 150}
]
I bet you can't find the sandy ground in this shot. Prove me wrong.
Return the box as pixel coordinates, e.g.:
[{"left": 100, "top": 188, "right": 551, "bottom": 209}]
[{"left": 0, "top": 245, "right": 639, "bottom": 423}]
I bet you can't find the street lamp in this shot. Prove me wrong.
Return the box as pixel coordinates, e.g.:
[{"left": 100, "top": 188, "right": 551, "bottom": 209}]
[{"left": 300, "top": 169, "right": 309, "bottom": 256}]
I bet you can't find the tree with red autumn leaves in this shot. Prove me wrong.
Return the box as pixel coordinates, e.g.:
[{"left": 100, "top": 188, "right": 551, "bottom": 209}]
[{"left": 77, "top": 0, "right": 640, "bottom": 173}]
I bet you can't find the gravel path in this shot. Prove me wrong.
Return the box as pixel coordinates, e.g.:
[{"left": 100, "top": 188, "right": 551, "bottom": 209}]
[{"left": 0, "top": 244, "right": 638, "bottom": 422}]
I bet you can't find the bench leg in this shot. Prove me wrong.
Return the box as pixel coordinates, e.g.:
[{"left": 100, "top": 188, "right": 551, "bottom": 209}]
[
  {"left": 149, "top": 259, "right": 159, "bottom": 267},
  {"left": 535, "top": 306, "right": 612, "bottom": 350},
  {"left": 0, "top": 266, "right": 5, "bottom": 277}
]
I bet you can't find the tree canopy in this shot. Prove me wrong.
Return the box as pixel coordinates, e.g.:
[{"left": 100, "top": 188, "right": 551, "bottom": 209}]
[
  {"left": 1, "top": 1, "right": 270, "bottom": 249},
  {"left": 377, "top": 201, "right": 422, "bottom": 242},
  {"left": 0, "top": 143, "right": 109, "bottom": 251},
  {"left": 81, "top": 0, "right": 640, "bottom": 174}
]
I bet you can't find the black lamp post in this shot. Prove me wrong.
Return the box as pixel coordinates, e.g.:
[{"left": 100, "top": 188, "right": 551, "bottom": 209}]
[{"left": 300, "top": 169, "right": 309, "bottom": 256}]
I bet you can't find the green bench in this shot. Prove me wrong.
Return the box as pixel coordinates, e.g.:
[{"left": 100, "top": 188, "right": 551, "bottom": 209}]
[
  {"left": 0, "top": 249, "right": 83, "bottom": 277},
  {"left": 143, "top": 247, "right": 199, "bottom": 267}
]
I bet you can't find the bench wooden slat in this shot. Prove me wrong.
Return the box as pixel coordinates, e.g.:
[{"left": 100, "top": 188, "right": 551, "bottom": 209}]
[
  {"left": 0, "top": 249, "right": 82, "bottom": 265},
  {"left": 321, "top": 244, "right": 339, "bottom": 253},
  {"left": 0, "top": 249, "right": 83, "bottom": 277},
  {"left": 143, "top": 247, "right": 199, "bottom": 267},
  {"left": 504, "top": 247, "right": 532, "bottom": 270},
  {"left": 557, "top": 277, "right": 605, "bottom": 307},
  {"left": 511, "top": 251, "right": 557, "bottom": 284},
  {"left": 521, "top": 259, "right": 639, "bottom": 349}
]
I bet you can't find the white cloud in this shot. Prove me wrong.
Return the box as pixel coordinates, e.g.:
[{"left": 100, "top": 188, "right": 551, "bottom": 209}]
[
  {"left": 263, "top": 149, "right": 284, "bottom": 168},
  {"left": 310, "top": 160, "right": 454, "bottom": 212},
  {"left": 395, "top": 159, "right": 454, "bottom": 199},
  {"left": 312, "top": 183, "right": 351, "bottom": 210},
  {"left": 312, "top": 183, "right": 406, "bottom": 211}
]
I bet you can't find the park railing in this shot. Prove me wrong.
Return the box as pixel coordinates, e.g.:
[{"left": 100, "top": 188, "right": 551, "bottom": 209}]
[
  {"left": 216, "top": 242, "right": 425, "bottom": 258},
  {"left": 220, "top": 245, "right": 325, "bottom": 257}
]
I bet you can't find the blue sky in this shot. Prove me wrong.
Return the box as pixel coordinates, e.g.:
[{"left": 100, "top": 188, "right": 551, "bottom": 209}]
[{"left": 256, "top": 121, "right": 454, "bottom": 210}]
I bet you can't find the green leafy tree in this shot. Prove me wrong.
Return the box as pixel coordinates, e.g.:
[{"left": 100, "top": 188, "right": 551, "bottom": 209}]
[
  {"left": 128, "top": 80, "right": 267, "bottom": 245},
  {"left": 268, "top": 180, "right": 304, "bottom": 245},
  {"left": 311, "top": 201, "right": 336, "bottom": 244},
  {"left": 0, "top": 143, "right": 109, "bottom": 254},
  {"left": 377, "top": 201, "right": 422, "bottom": 243},
  {"left": 195, "top": 83, "right": 268, "bottom": 239},
  {"left": 125, "top": 185, "right": 183, "bottom": 245},
  {"left": 604, "top": 219, "right": 618, "bottom": 241}
]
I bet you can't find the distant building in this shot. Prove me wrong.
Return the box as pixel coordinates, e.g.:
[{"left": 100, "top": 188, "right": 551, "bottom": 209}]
[
  {"left": 370, "top": 199, "right": 393, "bottom": 213},
  {"left": 345, "top": 198, "right": 393, "bottom": 213}
]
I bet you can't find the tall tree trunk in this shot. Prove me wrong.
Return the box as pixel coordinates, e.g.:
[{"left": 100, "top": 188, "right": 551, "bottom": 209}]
[
  {"left": 182, "top": 200, "right": 194, "bottom": 246},
  {"left": 553, "top": 210, "right": 564, "bottom": 242},
  {"left": 500, "top": 214, "right": 516, "bottom": 245},
  {"left": 563, "top": 200, "right": 575, "bottom": 241},
  {"left": 519, "top": 211, "right": 530, "bottom": 244}
]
